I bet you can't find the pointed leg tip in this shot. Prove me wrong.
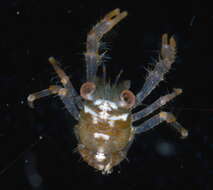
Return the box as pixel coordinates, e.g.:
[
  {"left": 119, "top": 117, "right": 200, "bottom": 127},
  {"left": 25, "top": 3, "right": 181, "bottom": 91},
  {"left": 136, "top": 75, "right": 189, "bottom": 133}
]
[
  {"left": 27, "top": 95, "right": 35, "bottom": 108},
  {"left": 181, "top": 128, "right": 188, "bottom": 138},
  {"left": 121, "top": 11, "right": 128, "bottom": 18},
  {"left": 173, "top": 88, "right": 183, "bottom": 95},
  {"left": 48, "top": 57, "right": 56, "bottom": 64}
]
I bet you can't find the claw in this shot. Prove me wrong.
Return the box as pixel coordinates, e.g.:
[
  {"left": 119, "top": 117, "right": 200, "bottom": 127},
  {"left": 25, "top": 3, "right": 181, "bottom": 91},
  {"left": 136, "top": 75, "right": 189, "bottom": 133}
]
[
  {"left": 162, "top": 33, "right": 176, "bottom": 48},
  {"left": 161, "top": 33, "right": 176, "bottom": 64},
  {"left": 102, "top": 8, "right": 128, "bottom": 32},
  {"left": 48, "top": 56, "right": 57, "bottom": 65}
]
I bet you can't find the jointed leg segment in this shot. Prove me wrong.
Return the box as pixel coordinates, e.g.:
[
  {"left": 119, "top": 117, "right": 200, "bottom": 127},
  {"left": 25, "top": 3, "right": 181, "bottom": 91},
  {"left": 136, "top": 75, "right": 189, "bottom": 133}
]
[
  {"left": 48, "top": 57, "right": 78, "bottom": 97},
  {"left": 28, "top": 85, "right": 80, "bottom": 120},
  {"left": 27, "top": 85, "right": 62, "bottom": 108},
  {"left": 28, "top": 57, "right": 81, "bottom": 120},
  {"left": 133, "top": 88, "right": 182, "bottom": 121},
  {"left": 134, "top": 111, "right": 188, "bottom": 138}
]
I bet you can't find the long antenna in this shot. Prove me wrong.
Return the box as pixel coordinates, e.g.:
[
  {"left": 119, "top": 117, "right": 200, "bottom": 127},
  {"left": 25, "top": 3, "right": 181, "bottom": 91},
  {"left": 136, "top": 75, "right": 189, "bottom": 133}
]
[{"left": 114, "top": 69, "right": 123, "bottom": 86}]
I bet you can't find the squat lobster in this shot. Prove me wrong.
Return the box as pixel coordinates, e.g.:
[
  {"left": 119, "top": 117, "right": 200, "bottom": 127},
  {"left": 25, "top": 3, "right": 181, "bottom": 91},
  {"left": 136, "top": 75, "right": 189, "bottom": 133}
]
[{"left": 27, "top": 8, "right": 188, "bottom": 174}]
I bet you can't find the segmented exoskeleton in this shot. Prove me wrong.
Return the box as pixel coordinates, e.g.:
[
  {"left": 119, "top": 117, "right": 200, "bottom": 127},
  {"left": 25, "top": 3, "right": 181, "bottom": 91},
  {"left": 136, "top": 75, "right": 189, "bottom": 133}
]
[{"left": 27, "top": 9, "right": 188, "bottom": 174}]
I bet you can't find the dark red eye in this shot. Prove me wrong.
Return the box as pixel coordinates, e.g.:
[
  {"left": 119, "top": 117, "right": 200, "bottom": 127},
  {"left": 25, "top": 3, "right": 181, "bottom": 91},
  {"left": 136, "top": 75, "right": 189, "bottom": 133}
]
[
  {"left": 120, "top": 90, "right": 136, "bottom": 108},
  {"left": 80, "top": 82, "right": 96, "bottom": 100}
]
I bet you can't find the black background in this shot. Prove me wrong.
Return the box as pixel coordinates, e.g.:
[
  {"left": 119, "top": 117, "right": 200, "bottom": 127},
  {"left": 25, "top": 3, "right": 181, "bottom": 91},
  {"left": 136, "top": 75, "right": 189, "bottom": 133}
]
[{"left": 0, "top": 1, "right": 213, "bottom": 190}]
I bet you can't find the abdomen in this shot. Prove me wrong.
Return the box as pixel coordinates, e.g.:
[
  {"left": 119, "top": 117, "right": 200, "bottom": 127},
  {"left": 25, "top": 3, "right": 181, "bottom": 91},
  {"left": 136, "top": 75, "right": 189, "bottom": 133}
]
[{"left": 75, "top": 111, "right": 134, "bottom": 174}]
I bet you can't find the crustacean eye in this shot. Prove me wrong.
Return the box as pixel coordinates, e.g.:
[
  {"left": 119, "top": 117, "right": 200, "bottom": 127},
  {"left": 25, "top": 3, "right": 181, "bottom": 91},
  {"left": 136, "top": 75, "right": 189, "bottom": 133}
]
[
  {"left": 80, "top": 82, "right": 96, "bottom": 100},
  {"left": 120, "top": 90, "right": 136, "bottom": 109}
]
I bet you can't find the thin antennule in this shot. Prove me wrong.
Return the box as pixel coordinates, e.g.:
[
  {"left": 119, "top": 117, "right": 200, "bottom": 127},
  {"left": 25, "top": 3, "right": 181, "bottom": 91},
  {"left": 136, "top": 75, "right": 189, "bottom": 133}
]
[
  {"left": 113, "top": 69, "right": 124, "bottom": 88},
  {"left": 102, "top": 62, "right": 107, "bottom": 98},
  {"left": 102, "top": 62, "right": 107, "bottom": 84}
]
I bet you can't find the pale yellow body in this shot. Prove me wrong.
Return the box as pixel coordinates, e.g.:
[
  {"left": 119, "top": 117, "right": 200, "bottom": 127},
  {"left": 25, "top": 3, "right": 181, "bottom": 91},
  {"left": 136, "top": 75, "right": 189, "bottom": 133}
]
[{"left": 75, "top": 106, "right": 134, "bottom": 174}]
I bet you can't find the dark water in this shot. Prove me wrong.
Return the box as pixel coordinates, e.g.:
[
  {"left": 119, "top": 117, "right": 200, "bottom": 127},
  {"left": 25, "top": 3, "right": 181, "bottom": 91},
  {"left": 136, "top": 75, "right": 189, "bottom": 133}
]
[{"left": 0, "top": 1, "right": 213, "bottom": 190}]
